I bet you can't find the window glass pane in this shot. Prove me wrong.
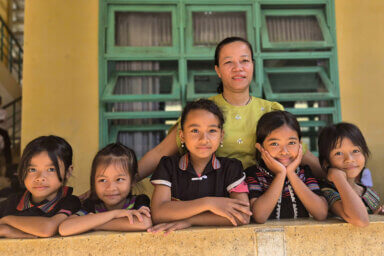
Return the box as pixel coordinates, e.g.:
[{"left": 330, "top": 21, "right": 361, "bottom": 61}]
[
  {"left": 194, "top": 75, "right": 220, "bottom": 93},
  {"left": 268, "top": 73, "right": 327, "bottom": 93},
  {"left": 115, "top": 12, "right": 172, "bottom": 46},
  {"left": 118, "top": 131, "right": 166, "bottom": 159},
  {"left": 193, "top": 11, "right": 247, "bottom": 46},
  {"left": 113, "top": 76, "right": 172, "bottom": 95},
  {"left": 266, "top": 16, "right": 323, "bottom": 42}
]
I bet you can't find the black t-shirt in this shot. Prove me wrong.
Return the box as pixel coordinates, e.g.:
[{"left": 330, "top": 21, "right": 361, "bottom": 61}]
[
  {"left": 76, "top": 194, "right": 150, "bottom": 215},
  {"left": 0, "top": 186, "right": 81, "bottom": 217},
  {"left": 150, "top": 154, "right": 246, "bottom": 201}
]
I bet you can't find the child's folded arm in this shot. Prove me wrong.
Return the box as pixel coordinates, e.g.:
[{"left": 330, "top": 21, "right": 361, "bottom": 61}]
[
  {"left": 0, "top": 223, "right": 36, "bottom": 238},
  {"left": 0, "top": 213, "right": 68, "bottom": 237},
  {"left": 328, "top": 168, "right": 369, "bottom": 227},
  {"left": 286, "top": 170, "right": 328, "bottom": 220},
  {"left": 151, "top": 184, "right": 211, "bottom": 224},
  {"left": 94, "top": 207, "right": 152, "bottom": 231},
  {"left": 251, "top": 172, "right": 286, "bottom": 224}
]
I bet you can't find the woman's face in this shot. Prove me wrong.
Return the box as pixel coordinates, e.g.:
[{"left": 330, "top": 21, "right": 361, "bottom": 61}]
[{"left": 214, "top": 41, "right": 254, "bottom": 94}]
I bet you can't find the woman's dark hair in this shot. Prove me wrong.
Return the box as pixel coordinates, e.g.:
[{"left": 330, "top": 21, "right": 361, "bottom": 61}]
[
  {"left": 18, "top": 135, "right": 73, "bottom": 186},
  {"left": 180, "top": 99, "right": 225, "bottom": 131},
  {"left": 255, "top": 111, "right": 301, "bottom": 163},
  {"left": 318, "top": 122, "right": 370, "bottom": 170},
  {"left": 214, "top": 37, "right": 255, "bottom": 93},
  {"left": 90, "top": 143, "right": 138, "bottom": 200}
]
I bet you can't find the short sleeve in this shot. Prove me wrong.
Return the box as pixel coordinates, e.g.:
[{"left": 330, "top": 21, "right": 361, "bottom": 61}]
[
  {"left": 133, "top": 194, "right": 150, "bottom": 210},
  {"left": 321, "top": 185, "right": 341, "bottom": 207},
  {"left": 302, "top": 166, "right": 322, "bottom": 196},
  {"left": 271, "top": 101, "right": 284, "bottom": 111},
  {"left": 57, "top": 195, "right": 81, "bottom": 216},
  {"left": 222, "top": 158, "right": 246, "bottom": 192},
  {"left": 150, "top": 156, "right": 174, "bottom": 187},
  {"left": 245, "top": 166, "right": 264, "bottom": 199}
]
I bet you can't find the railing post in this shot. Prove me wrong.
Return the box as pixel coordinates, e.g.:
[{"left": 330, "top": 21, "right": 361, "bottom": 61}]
[
  {"left": 9, "top": 38, "right": 13, "bottom": 73},
  {"left": 0, "top": 22, "right": 3, "bottom": 61},
  {"left": 12, "top": 101, "right": 16, "bottom": 148}
]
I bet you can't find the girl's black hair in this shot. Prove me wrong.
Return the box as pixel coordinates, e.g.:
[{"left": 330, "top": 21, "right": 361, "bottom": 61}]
[
  {"left": 318, "top": 122, "right": 370, "bottom": 170},
  {"left": 18, "top": 135, "right": 73, "bottom": 186},
  {"left": 90, "top": 143, "right": 138, "bottom": 200},
  {"left": 180, "top": 99, "right": 225, "bottom": 131},
  {"left": 214, "top": 37, "right": 255, "bottom": 93},
  {"left": 255, "top": 111, "right": 301, "bottom": 163}
]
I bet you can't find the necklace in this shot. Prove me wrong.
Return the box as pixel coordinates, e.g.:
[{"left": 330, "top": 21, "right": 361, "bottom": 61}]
[{"left": 222, "top": 93, "right": 251, "bottom": 106}]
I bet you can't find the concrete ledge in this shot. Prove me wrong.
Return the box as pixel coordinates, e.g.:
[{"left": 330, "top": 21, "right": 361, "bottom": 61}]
[{"left": 1, "top": 216, "right": 384, "bottom": 256}]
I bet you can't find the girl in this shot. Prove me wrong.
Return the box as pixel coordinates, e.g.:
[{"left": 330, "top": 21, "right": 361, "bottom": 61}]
[
  {"left": 318, "top": 122, "right": 382, "bottom": 227},
  {"left": 59, "top": 143, "right": 151, "bottom": 236},
  {"left": 245, "top": 111, "right": 328, "bottom": 223},
  {"left": 149, "top": 99, "right": 252, "bottom": 234},
  {"left": 0, "top": 135, "right": 80, "bottom": 238}
]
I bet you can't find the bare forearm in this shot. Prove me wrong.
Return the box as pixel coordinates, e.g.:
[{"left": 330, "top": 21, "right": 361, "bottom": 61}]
[
  {"left": 95, "top": 216, "right": 152, "bottom": 231},
  {"left": 138, "top": 128, "right": 178, "bottom": 180},
  {"left": 0, "top": 224, "right": 35, "bottom": 238},
  {"left": 2, "top": 215, "right": 67, "bottom": 237},
  {"left": 186, "top": 212, "right": 233, "bottom": 226},
  {"left": 152, "top": 198, "right": 209, "bottom": 223},
  {"left": 252, "top": 173, "right": 285, "bottom": 223},
  {"left": 287, "top": 172, "right": 328, "bottom": 220},
  {"left": 332, "top": 177, "right": 368, "bottom": 224},
  {"left": 59, "top": 211, "right": 117, "bottom": 236}
]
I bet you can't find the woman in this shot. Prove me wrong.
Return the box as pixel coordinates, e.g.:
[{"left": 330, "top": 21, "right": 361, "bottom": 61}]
[{"left": 137, "top": 37, "right": 325, "bottom": 181}]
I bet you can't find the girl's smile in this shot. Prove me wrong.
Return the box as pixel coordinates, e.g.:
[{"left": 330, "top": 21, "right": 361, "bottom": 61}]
[
  {"left": 328, "top": 138, "right": 365, "bottom": 178},
  {"left": 261, "top": 125, "right": 300, "bottom": 167},
  {"left": 24, "top": 151, "right": 66, "bottom": 203},
  {"left": 95, "top": 164, "right": 132, "bottom": 210},
  {"left": 180, "top": 109, "right": 223, "bottom": 163}
]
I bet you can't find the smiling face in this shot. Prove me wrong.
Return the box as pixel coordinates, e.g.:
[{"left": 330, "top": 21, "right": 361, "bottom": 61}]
[
  {"left": 95, "top": 163, "right": 132, "bottom": 210},
  {"left": 214, "top": 41, "right": 254, "bottom": 94},
  {"left": 24, "top": 151, "right": 66, "bottom": 203},
  {"left": 328, "top": 138, "right": 366, "bottom": 179},
  {"left": 180, "top": 109, "right": 223, "bottom": 162},
  {"left": 261, "top": 125, "right": 300, "bottom": 167}
]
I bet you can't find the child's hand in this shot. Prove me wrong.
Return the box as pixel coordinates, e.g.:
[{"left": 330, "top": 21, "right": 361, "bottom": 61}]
[
  {"left": 137, "top": 206, "right": 151, "bottom": 218},
  {"left": 205, "top": 197, "right": 252, "bottom": 226},
  {"left": 0, "top": 224, "right": 36, "bottom": 239},
  {"left": 286, "top": 144, "right": 303, "bottom": 174},
  {"left": 327, "top": 168, "right": 347, "bottom": 183},
  {"left": 256, "top": 143, "right": 286, "bottom": 175},
  {"left": 374, "top": 206, "right": 384, "bottom": 215},
  {"left": 113, "top": 209, "right": 147, "bottom": 224},
  {"left": 147, "top": 220, "right": 191, "bottom": 235}
]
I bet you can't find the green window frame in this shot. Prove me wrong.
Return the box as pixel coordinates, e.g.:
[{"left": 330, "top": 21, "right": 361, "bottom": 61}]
[
  {"left": 99, "top": 0, "right": 341, "bottom": 155},
  {"left": 261, "top": 9, "right": 333, "bottom": 50}
]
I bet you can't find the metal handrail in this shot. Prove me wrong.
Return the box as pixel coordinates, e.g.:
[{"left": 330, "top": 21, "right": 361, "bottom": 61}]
[
  {"left": 3, "top": 97, "right": 21, "bottom": 147},
  {"left": 0, "top": 15, "right": 23, "bottom": 83}
]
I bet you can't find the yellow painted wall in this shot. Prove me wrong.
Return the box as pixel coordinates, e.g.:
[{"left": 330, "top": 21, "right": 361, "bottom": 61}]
[
  {"left": 22, "top": 0, "right": 99, "bottom": 194},
  {"left": 22, "top": 0, "right": 384, "bottom": 199},
  {"left": 0, "top": 0, "right": 8, "bottom": 22},
  {"left": 336, "top": 0, "right": 384, "bottom": 199}
]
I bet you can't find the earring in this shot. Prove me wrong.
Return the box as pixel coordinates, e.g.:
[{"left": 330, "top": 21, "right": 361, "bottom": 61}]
[
  {"left": 220, "top": 141, "right": 223, "bottom": 148},
  {"left": 181, "top": 142, "right": 185, "bottom": 148}
]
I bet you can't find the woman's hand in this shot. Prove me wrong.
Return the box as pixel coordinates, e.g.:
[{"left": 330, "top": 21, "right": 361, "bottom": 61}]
[
  {"left": 286, "top": 144, "right": 303, "bottom": 174},
  {"left": 205, "top": 197, "right": 252, "bottom": 226},
  {"left": 256, "top": 143, "right": 286, "bottom": 175},
  {"left": 147, "top": 220, "right": 192, "bottom": 235}
]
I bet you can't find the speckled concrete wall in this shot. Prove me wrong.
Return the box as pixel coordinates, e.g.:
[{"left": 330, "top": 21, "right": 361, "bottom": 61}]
[{"left": 1, "top": 216, "right": 384, "bottom": 256}]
